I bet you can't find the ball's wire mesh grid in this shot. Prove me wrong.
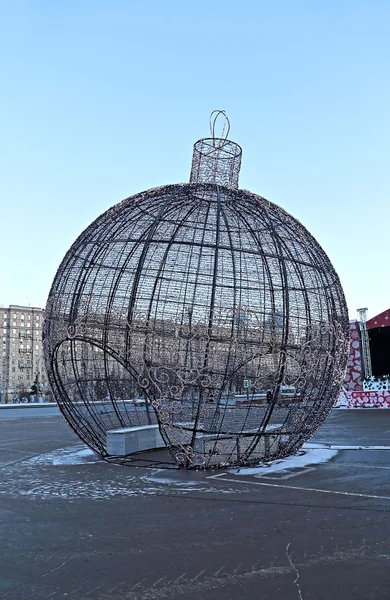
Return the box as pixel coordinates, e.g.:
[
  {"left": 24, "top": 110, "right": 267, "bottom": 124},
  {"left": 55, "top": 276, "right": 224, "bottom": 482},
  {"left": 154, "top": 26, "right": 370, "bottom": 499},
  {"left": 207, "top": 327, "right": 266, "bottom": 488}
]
[{"left": 43, "top": 114, "right": 349, "bottom": 469}]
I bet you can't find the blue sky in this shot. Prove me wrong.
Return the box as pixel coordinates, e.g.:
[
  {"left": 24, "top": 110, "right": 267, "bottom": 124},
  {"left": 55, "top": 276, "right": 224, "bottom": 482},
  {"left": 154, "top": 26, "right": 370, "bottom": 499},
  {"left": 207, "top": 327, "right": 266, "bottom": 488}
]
[{"left": 0, "top": 1, "right": 389, "bottom": 319}]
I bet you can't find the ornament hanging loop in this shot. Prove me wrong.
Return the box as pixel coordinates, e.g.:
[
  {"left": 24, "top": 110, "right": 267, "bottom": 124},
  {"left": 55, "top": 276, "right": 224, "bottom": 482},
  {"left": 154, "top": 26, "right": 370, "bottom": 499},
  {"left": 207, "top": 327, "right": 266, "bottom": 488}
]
[{"left": 209, "top": 110, "right": 230, "bottom": 147}]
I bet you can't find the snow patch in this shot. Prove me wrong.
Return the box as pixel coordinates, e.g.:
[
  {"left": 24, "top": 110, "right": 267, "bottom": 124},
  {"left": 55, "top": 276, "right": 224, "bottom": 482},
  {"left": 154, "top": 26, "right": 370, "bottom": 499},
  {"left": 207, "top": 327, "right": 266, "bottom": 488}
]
[
  {"left": 141, "top": 469, "right": 238, "bottom": 494},
  {"left": 27, "top": 445, "right": 97, "bottom": 466},
  {"left": 233, "top": 444, "right": 338, "bottom": 476}
]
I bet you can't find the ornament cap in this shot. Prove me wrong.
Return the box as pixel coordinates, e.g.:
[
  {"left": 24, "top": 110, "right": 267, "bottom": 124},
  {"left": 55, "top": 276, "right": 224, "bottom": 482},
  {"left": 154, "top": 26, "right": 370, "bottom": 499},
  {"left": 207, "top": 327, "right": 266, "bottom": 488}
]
[{"left": 190, "top": 110, "right": 242, "bottom": 188}]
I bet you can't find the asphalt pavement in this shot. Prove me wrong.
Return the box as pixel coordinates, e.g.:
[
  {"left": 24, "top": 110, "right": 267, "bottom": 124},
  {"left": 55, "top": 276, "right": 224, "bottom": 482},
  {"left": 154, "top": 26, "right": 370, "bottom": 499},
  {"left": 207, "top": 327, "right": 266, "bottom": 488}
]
[{"left": 0, "top": 409, "right": 389, "bottom": 600}]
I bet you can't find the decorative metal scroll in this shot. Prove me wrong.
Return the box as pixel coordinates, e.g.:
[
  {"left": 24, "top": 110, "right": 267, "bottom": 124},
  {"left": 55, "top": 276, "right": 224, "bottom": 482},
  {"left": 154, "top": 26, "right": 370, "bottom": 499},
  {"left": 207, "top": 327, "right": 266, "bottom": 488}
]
[{"left": 44, "top": 114, "right": 349, "bottom": 469}]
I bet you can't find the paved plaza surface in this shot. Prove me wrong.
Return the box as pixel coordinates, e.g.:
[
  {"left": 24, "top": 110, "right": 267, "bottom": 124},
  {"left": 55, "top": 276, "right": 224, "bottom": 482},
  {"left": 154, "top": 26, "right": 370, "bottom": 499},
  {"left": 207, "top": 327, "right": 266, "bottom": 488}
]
[{"left": 0, "top": 410, "right": 389, "bottom": 599}]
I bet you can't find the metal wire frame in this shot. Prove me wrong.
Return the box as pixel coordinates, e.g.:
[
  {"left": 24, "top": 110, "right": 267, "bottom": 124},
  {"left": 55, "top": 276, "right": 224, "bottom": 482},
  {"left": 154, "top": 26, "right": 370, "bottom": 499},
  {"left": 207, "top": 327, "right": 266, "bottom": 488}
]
[
  {"left": 190, "top": 110, "right": 242, "bottom": 188},
  {"left": 43, "top": 126, "right": 349, "bottom": 469}
]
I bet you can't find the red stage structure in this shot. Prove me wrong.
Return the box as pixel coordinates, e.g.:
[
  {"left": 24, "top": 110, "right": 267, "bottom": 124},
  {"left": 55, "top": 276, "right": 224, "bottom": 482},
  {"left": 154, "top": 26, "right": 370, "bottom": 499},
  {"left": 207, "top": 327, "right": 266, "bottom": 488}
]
[{"left": 336, "top": 308, "right": 390, "bottom": 408}]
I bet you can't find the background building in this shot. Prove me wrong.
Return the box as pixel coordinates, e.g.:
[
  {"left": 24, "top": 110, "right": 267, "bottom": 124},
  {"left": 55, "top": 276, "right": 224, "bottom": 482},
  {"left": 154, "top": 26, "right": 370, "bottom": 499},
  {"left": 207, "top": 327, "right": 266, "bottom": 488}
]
[{"left": 0, "top": 305, "right": 50, "bottom": 403}]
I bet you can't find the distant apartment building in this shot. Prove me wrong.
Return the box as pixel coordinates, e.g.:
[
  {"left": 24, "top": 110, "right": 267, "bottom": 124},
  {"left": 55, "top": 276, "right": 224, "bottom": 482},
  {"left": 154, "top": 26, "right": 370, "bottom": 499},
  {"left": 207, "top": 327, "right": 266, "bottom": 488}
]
[{"left": 0, "top": 305, "right": 50, "bottom": 403}]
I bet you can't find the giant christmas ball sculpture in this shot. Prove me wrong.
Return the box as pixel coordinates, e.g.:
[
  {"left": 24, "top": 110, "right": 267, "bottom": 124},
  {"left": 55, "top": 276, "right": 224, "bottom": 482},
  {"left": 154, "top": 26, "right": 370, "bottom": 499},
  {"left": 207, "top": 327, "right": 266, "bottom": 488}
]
[{"left": 44, "top": 111, "right": 349, "bottom": 468}]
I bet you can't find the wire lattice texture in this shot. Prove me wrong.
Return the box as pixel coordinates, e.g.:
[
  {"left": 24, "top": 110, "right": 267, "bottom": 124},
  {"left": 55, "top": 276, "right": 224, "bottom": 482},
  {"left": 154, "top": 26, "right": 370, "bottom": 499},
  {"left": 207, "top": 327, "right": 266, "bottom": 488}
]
[{"left": 44, "top": 128, "right": 349, "bottom": 468}]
